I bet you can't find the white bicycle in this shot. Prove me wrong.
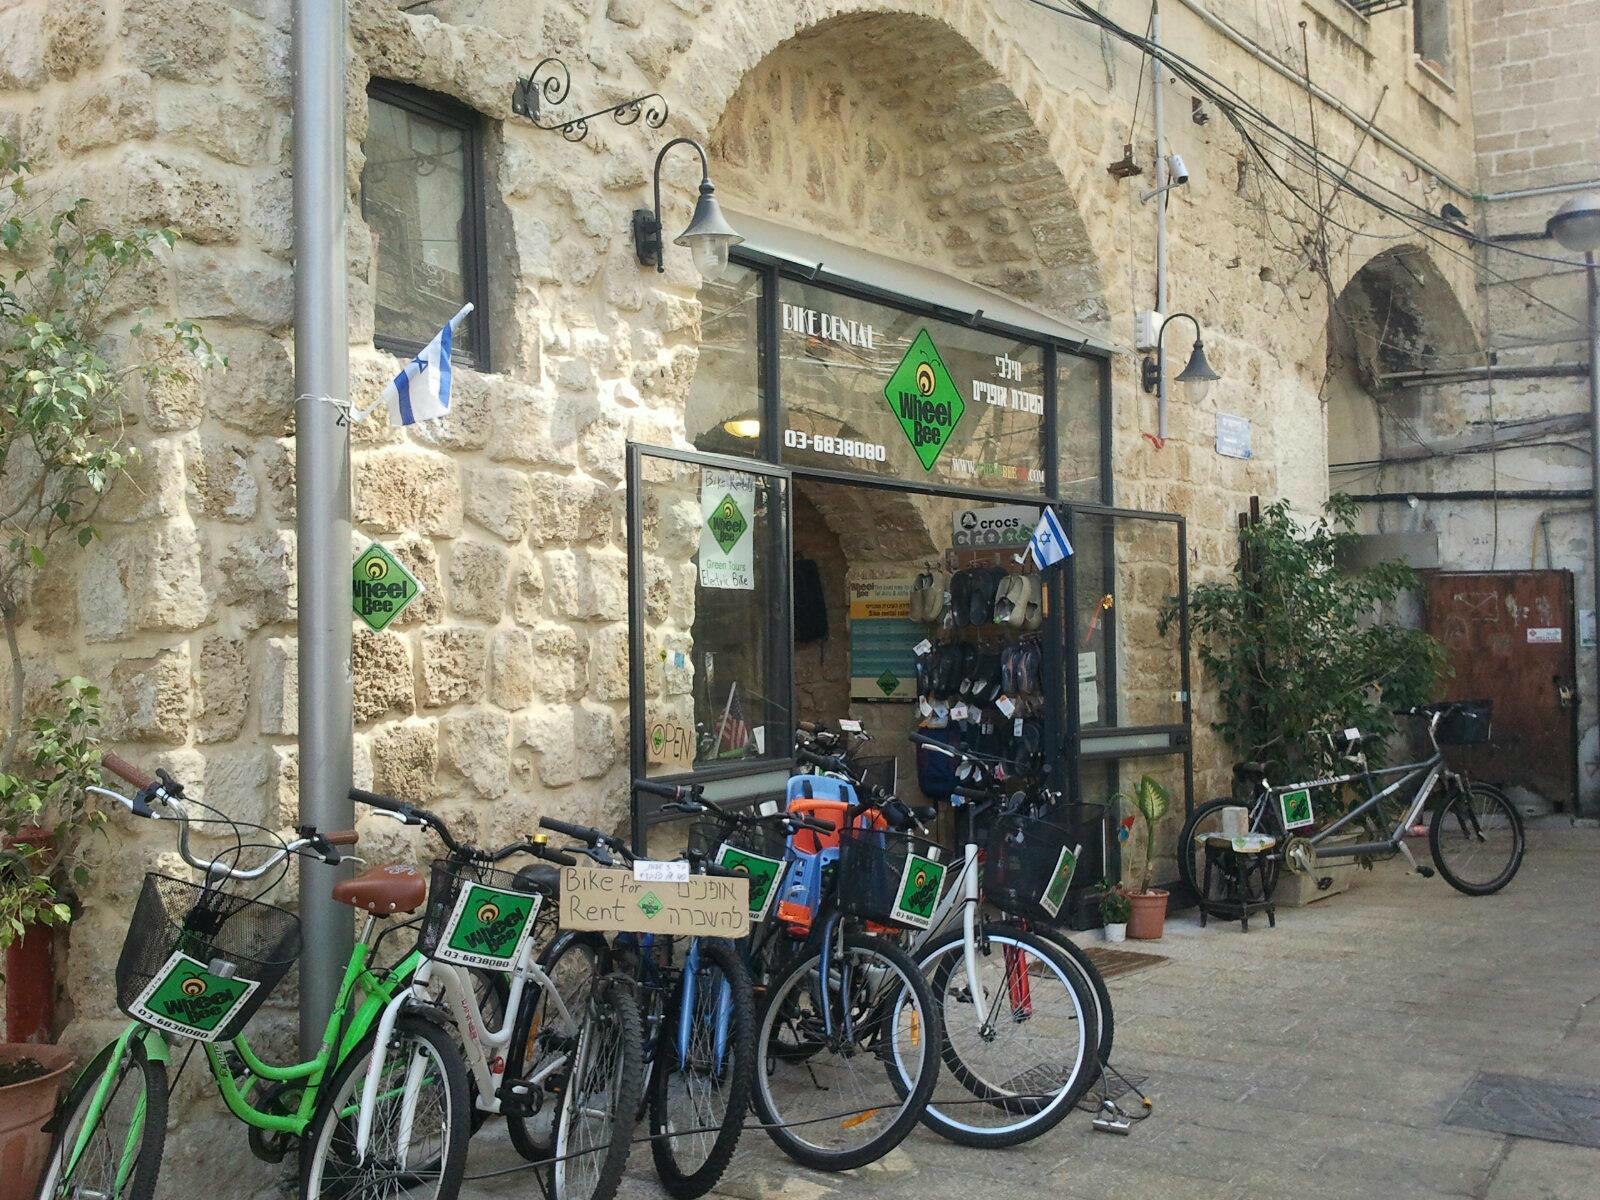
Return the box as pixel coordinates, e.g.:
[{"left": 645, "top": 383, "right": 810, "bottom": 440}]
[{"left": 350, "top": 787, "right": 644, "bottom": 1200}]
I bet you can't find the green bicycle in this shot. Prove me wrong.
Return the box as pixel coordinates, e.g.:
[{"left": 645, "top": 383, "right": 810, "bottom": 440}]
[{"left": 36, "top": 753, "right": 470, "bottom": 1200}]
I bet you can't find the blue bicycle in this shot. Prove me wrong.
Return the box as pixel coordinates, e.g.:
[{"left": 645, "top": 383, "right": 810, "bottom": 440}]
[{"left": 533, "top": 792, "right": 756, "bottom": 1200}]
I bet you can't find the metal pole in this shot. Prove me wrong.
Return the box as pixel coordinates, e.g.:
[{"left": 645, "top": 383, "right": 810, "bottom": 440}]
[
  {"left": 1151, "top": 0, "right": 1170, "bottom": 440},
  {"left": 1586, "top": 252, "right": 1600, "bottom": 816},
  {"left": 293, "top": 0, "right": 353, "bottom": 1054}
]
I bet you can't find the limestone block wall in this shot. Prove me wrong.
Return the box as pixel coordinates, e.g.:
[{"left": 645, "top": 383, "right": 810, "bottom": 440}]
[{"left": 0, "top": 0, "right": 1495, "bottom": 1178}]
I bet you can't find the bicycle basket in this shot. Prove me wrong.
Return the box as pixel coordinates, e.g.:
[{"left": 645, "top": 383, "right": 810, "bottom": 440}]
[
  {"left": 836, "top": 823, "right": 947, "bottom": 930},
  {"left": 116, "top": 873, "right": 299, "bottom": 1042},
  {"left": 851, "top": 755, "right": 898, "bottom": 800},
  {"left": 418, "top": 859, "right": 547, "bottom": 969},
  {"left": 686, "top": 819, "right": 790, "bottom": 923},
  {"left": 985, "top": 812, "right": 1088, "bottom": 924},
  {"left": 1436, "top": 700, "right": 1492, "bottom": 746}
]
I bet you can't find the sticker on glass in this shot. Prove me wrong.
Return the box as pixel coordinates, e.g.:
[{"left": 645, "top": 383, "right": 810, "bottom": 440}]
[
  {"left": 891, "top": 853, "right": 946, "bottom": 929},
  {"left": 435, "top": 883, "right": 542, "bottom": 970},
  {"left": 127, "top": 951, "right": 261, "bottom": 1042}
]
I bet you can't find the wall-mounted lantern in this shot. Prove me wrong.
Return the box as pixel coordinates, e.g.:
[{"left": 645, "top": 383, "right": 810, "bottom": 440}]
[
  {"left": 1141, "top": 312, "right": 1220, "bottom": 440},
  {"left": 632, "top": 138, "right": 743, "bottom": 276}
]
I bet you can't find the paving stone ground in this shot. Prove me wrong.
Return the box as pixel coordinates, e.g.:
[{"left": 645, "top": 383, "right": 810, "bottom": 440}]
[{"left": 462, "top": 822, "right": 1600, "bottom": 1200}]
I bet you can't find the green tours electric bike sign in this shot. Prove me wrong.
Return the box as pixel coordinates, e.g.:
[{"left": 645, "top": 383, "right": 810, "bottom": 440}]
[{"left": 435, "top": 883, "right": 542, "bottom": 970}]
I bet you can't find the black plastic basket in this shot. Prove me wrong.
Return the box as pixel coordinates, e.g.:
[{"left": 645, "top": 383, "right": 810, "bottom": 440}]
[
  {"left": 685, "top": 818, "right": 788, "bottom": 865},
  {"left": 836, "top": 823, "right": 947, "bottom": 930},
  {"left": 985, "top": 812, "right": 1091, "bottom": 924},
  {"left": 852, "top": 755, "right": 898, "bottom": 800},
  {"left": 116, "top": 873, "right": 299, "bottom": 1042},
  {"left": 1436, "top": 700, "right": 1492, "bottom": 746},
  {"left": 418, "top": 859, "right": 549, "bottom": 963}
]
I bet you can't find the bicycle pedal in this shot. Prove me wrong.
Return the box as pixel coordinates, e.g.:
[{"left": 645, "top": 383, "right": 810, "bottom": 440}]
[
  {"left": 1416, "top": 866, "right": 1436, "bottom": 878},
  {"left": 498, "top": 1080, "right": 544, "bottom": 1118},
  {"left": 1316, "top": 876, "right": 1333, "bottom": 891}
]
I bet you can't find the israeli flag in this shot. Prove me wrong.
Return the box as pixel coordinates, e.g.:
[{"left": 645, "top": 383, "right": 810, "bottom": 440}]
[
  {"left": 383, "top": 303, "right": 473, "bottom": 426},
  {"left": 1028, "top": 506, "right": 1072, "bottom": 569}
]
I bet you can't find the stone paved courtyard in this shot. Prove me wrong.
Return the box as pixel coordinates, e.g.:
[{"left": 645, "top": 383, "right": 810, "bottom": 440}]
[{"left": 456, "top": 823, "right": 1600, "bottom": 1200}]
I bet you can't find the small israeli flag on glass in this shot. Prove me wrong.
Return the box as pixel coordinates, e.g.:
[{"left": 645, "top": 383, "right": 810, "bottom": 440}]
[
  {"left": 383, "top": 303, "right": 473, "bottom": 427},
  {"left": 1028, "top": 506, "right": 1072, "bottom": 569}
]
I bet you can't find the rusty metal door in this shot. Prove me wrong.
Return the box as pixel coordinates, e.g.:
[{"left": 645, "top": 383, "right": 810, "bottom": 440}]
[{"left": 1422, "top": 570, "right": 1578, "bottom": 810}]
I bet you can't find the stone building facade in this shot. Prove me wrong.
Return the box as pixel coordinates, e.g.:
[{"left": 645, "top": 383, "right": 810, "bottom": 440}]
[{"left": 1, "top": 0, "right": 1588, "bottom": 1184}]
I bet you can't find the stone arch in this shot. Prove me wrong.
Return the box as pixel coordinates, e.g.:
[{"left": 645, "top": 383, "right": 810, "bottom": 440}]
[
  {"left": 673, "top": 3, "right": 1109, "bottom": 331},
  {"left": 1325, "top": 244, "right": 1480, "bottom": 483}
]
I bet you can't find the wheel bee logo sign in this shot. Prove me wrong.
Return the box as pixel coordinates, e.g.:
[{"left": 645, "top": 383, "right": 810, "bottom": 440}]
[
  {"left": 876, "top": 670, "right": 900, "bottom": 696},
  {"left": 884, "top": 330, "right": 965, "bottom": 472},
  {"left": 638, "top": 891, "right": 664, "bottom": 918},
  {"left": 437, "top": 883, "right": 540, "bottom": 969},
  {"left": 706, "top": 495, "right": 748, "bottom": 556},
  {"left": 715, "top": 846, "right": 784, "bottom": 919},
  {"left": 351, "top": 542, "right": 423, "bottom": 633},
  {"left": 128, "top": 952, "right": 259, "bottom": 1042},
  {"left": 891, "top": 853, "right": 946, "bottom": 929}
]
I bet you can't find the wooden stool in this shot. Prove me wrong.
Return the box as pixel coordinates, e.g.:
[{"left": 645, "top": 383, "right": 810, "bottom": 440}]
[{"left": 1198, "top": 833, "right": 1277, "bottom": 932}]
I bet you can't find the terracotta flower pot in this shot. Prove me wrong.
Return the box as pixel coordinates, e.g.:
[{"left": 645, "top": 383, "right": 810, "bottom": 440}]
[
  {"left": 1125, "top": 888, "right": 1169, "bottom": 939},
  {"left": 0, "top": 1043, "right": 74, "bottom": 1200}
]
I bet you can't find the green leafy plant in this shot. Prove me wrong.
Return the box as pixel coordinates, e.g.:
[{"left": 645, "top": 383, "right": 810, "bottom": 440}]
[
  {"left": 1115, "top": 774, "right": 1170, "bottom": 894},
  {"left": 1096, "top": 881, "right": 1132, "bottom": 924},
  {"left": 0, "top": 678, "right": 105, "bottom": 957},
  {"left": 0, "top": 136, "right": 218, "bottom": 959},
  {"left": 1163, "top": 495, "right": 1446, "bottom": 785}
]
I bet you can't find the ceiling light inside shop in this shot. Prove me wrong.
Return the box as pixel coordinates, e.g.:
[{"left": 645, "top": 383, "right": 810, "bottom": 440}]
[{"left": 722, "top": 417, "right": 761, "bottom": 439}]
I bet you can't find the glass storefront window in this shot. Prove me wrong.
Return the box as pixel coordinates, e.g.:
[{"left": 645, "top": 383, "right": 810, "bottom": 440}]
[
  {"left": 1058, "top": 352, "right": 1105, "bottom": 503},
  {"left": 633, "top": 453, "right": 790, "bottom": 778},
  {"left": 777, "top": 280, "right": 1046, "bottom": 495},
  {"left": 684, "top": 265, "right": 764, "bottom": 458}
]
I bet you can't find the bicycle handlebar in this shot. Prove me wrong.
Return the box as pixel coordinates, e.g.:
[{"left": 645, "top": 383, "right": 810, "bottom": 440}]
[{"left": 102, "top": 752, "right": 156, "bottom": 791}]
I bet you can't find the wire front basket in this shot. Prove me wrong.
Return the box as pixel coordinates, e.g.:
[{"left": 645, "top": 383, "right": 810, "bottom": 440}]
[
  {"left": 418, "top": 859, "right": 548, "bottom": 966},
  {"left": 985, "top": 808, "right": 1099, "bottom": 924},
  {"left": 116, "top": 873, "right": 299, "bottom": 1042},
  {"left": 685, "top": 818, "right": 788, "bottom": 865},
  {"left": 836, "top": 823, "right": 947, "bottom": 930},
  {"left": 1436, "top": 700, "right": 1492, "bottom": 747},
  {"left": 851, "top": 755, "right": 899, "bottom": 801}
]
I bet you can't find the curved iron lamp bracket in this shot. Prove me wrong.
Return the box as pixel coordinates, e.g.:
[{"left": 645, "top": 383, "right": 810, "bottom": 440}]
[{"left": 512, "top": 57, "right": 668, "bottom": 143}]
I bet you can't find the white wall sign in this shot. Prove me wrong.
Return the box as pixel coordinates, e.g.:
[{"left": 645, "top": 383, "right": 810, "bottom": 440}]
[
  {"left": 951, "top": 503, "right": 1038, "bottom": 548},
  {"left": 1527, "top": 627, "right": 1562, "bottom": 644},
  {"left": 698, "top": 469, "right": 756, "bottom": 590},
  {"left": 1215, "top": 412, "right": 1253, "bottom": 460}
]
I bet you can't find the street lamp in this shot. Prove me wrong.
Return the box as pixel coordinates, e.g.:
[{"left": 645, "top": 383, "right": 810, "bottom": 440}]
[
  {"left": 633, "top": 137, "right": 743, "bottom": 276},
  {"left": 1141, "top": 312, "right": 1220, "bottom": 438},
  {"left": 1548, "top": 192, "right": 1600, "bottom": 808}
]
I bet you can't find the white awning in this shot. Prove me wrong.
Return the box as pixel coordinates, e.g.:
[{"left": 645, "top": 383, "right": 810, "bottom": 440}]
[{"left": 725, "top": 210, "right": 1122, "bottom": 357}]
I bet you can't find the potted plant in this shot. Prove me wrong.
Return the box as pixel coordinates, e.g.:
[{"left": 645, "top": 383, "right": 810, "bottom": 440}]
[
  {"left": 1096, "top": 882, "right": 1131, "bottom": 942},
  {"left": 1116, "top": 774, "right": 1171, "bottom": 939},
  {"left": 0, "top": 1044, "right": 76, "bottom": 1194}
]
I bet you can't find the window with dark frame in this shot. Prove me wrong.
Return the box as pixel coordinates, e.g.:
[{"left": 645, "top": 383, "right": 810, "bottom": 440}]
[
  {"left": 360, "top": 80, "right": 490, "bottom": 368},
  {"left": 1412, "top": 0, "right": 1452, "bottom": 76}
]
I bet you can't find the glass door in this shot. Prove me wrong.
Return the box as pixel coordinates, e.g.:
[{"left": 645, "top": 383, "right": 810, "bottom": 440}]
[{"left": 626, "top": 444, "right": 794, "bottom": 836}]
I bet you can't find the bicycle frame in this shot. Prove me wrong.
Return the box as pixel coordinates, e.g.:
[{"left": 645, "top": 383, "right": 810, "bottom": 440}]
[
  {"left": 56, "top": 922, "right": 417, "bottom": 1193},
  {"left": 1253, "top": 750, "right": 1448, "bottom": 861}
]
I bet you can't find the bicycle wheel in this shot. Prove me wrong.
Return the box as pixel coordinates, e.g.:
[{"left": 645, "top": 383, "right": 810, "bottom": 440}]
[
  {"left": 301, "top": 1014, "right": 470, "bottom": 1200},
  {"left": 1178, "top": 797, "right": 1280, "bottom": 915},
  {"left": 648, "top": 939, "right": 755, "bottom": 1199},
  {"left": 1015, "top": 924, "right": 1115, "bottom": 1066},
  {"left": 908, "top": 926, "right": 1098, "bottom": 1147},
  {"left": 505, "top": 931, "right": 609, "bottom": 1162},
  {"left": 752, "top": 931, "right": 940, "bottom": 1172},
  {"left": 1429, "top": 780, "right": 1525, "bottom": 896},
  {"left": 37, "top": 1035, "right": 168, "bottom": 1200},
  {"left": 551, "top": 975, "right": 645, "bottom": 1200}
]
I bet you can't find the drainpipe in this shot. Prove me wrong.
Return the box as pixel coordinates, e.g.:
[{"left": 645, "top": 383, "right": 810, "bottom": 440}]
[
  {"left": 292, "top": 0, "right": 354, "bottom": 1057},
  {"left": 1152, "top": 0, "right": 1170, "bottom": 440}
]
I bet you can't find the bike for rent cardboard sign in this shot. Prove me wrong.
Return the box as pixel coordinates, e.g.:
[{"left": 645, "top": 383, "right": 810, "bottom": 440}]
[{"left": 560, "top": 866, "right": 749, "bottom": 937}]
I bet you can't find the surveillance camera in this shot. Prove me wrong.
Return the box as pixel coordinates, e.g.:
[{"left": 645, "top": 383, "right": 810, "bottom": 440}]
[{"left": 1166, "top": 153, "right": 1190, "bottom": 186}]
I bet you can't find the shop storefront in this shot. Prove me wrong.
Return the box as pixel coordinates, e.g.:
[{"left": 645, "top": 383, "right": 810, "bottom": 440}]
[{"left": 626, "top": 234, "right": 1192, "bottom": 918}]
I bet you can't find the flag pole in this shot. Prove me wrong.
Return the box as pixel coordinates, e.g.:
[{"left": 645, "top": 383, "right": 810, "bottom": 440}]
[{"left": 293, "top": 0, "right": 353, "bottom": 1061}]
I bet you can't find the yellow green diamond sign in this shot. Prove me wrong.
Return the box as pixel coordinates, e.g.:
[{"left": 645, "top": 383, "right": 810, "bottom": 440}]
[
  {"left": 884, "top": 329, "right": 964, "bottom": 471},
  {"left": 352, "top": 542, "right": 423, "bottom": 633}
]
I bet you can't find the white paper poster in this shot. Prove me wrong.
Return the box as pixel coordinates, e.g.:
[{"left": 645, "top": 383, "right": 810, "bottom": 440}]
[{"left": 698, "top": 469, "right": 756, "bottom": 590}]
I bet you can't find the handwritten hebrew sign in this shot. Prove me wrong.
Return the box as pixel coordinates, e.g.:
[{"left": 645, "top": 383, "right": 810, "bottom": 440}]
[{"left": 559, "top": 866, "right": 749, "bottom": 937}]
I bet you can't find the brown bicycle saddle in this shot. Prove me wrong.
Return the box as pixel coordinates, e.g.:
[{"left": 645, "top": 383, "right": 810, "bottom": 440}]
[{"left": 332, "top": 864, "right": 427, "bottom": 913}]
